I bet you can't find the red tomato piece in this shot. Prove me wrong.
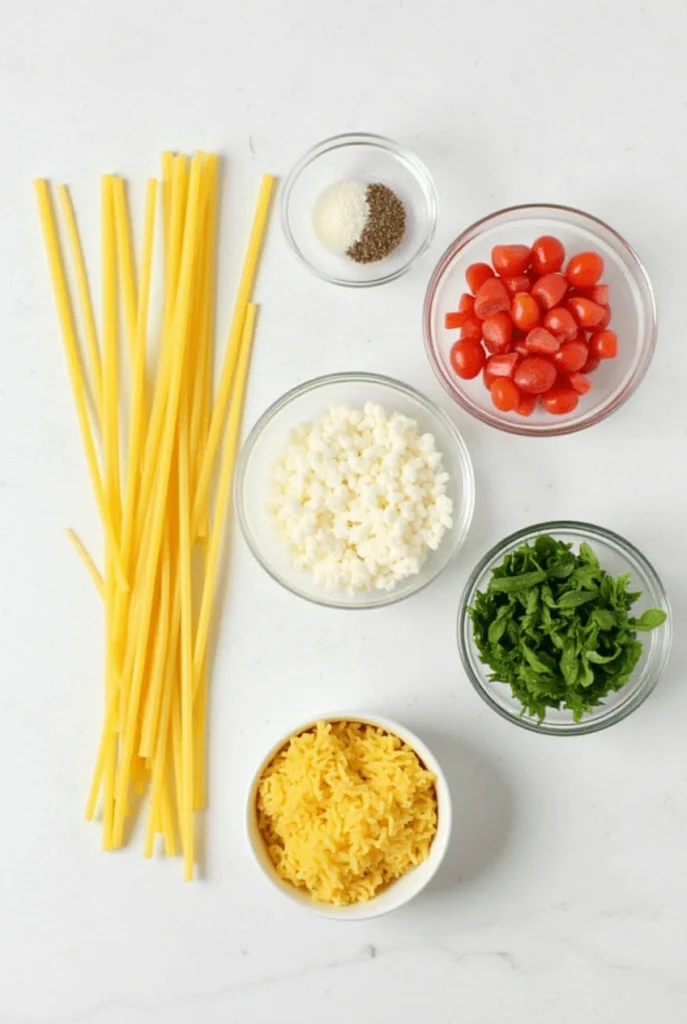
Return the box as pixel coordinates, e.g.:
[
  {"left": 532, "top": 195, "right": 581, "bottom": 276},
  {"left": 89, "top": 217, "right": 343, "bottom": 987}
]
[
  {"left": 485, "top": 351, "right": 519, "bottom": 379},
  {"left": 525, "top": 327, "right": 561, "bottom": 355},
  {"left": 598, "top": 304, "right": 612, "bottom": 329},
  {"left": 580, "top": 351, "right": 601, "bottom": 374},
  {"left": 514, "top": 356, "right": 557, "bottom": 394},
  {"left": 531, "top": 235, "right": 565, "bottom": 275},
  {"left": 591, "top": 284, "right": 609, "bottom": 305},
  {"left": 490, "top": 377, "right": 520, "bottom": 412},
  {"left": 511, "top": 292, "right": 540, "bottom": 331},
  {"left": 450, "top": 339, "right": 486, "bottom": 380},
  {"left": 515, "top": 392, "right": 537, "bottom": 416},
  {"left": 541, "top": 384, "right": 579, "bottom": 415},
  {"left": 568, "top": 371, "right": 592, "bottom": 395},
  {"left": 590, "top": 329, "right": 618, "bottom": 359},
  {"left": 544, "top": 306, "right": 578, "bottom": 341},
  {"left": 502, "top": 273, "right": 531, "bottom": 296},
  {"left": 482, "top": 311, "right": 514, "bottom": 354},
  {"left": 566, "top": 296, "right": 606, "bottom": 328},
  {"left": 554, "top": 339, "right": 588, "bottom": 373},
  {"left": 445, "top": 311, "right": 467, "bottom": 329},
  {"left": 531, "top": 273, "right": 568, "bottom": 311},
  {"left": 458, "top": 293, "right": 475, "bottom": 314},
  {"left": 566, "top": 251, "right": 604, "bottom": 289},
  {"left": 483, "top": 365, "right": 497, "bottom": 389},
  {"left": 460, "top": 313, "right": 483, "bottom": 340},
  {"left": 491, "top": 244, "right": 531, "bottom": 277},
  {"left": 465, "top": 262, "right": 495, "bottom": 294},
  {"left": 474, "top": 277, "right": 511, "bottom": 319}
]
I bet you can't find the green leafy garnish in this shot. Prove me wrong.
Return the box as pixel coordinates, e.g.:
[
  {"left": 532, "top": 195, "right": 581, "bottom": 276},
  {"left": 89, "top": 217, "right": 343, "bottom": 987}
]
[{"left": 468, "top": 534, "right": 667, "bottom": 723}]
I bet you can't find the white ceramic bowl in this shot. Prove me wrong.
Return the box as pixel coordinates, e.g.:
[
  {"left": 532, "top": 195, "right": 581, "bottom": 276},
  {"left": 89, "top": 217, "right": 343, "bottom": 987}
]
[
  {"left": 236, "top": 372, "right": 475, "bottom": 609},
  {"left": 245, "top": 712, "right": 452, "bottom": 920}
]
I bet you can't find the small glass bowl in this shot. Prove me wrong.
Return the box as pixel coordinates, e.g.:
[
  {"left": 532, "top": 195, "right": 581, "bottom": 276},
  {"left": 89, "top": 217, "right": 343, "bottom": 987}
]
[
  {"left": 236, "top": 372, "right": 475, "bottom": 609},
  {"left": 424, "top": 204, "right": 657, "bottom": 436},
  {"left": 281, "top": 132, "right": 437, "bottom": 287},
  {"left": 457, "top": 521, "right": 671, "bottom": 736},
  {"left": 245, "top": 711, "right": 452, "bottom": 920}
]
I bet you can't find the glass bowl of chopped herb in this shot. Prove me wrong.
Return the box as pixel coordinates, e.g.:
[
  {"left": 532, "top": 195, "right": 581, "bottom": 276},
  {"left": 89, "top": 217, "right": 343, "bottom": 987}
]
[
  {"left": 458, "top": 522, "right": 671, "bottom": 735},
  {"left": 281, "top": 133, "right": 438, "bottom": 287}
]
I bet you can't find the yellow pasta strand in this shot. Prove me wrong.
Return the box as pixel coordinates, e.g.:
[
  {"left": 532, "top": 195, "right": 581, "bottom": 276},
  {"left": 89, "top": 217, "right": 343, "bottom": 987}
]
[
  {"left": 193, "top": 303, "right": 257, "bottom": 695},
  {"left": 138, "top": 546, "right": 171, "bottom": 759},
  {"left": 191, "top": 175, "right": 275, "bottom": 534},
  {"left": 144, "top": 629, "right": 178, "bottom": 858},
  {"left": 64, "top": 528, "right": 104, "bottom": 597},
  {"left": 119, "top": 179, "right": 157, "bottom": 574},
  {"left": 56, "top": 185, "right": 103, "bottom": 424},
  {"left": 112, "top": 177, "right": 138, "bottom": 363},
  {"left": 33, "top": 180, "right": 128, "bottom": 589},
  {"left": 178, "top": 377, "right": 194, "bottom": 879}
]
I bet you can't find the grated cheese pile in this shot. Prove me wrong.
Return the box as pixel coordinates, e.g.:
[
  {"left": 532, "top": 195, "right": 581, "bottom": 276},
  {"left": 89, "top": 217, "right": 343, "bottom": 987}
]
[
  {"left": 270, "top": 402, "right": 454, "bottom": 592},
  {"left": 256, "top": 720, "right": 438, "bottom": 905}
]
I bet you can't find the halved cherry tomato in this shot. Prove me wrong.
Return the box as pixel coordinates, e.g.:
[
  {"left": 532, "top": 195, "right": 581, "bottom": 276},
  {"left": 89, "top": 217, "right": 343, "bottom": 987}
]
[
  {"left": 445, "top": 311, "right": 468, "bottom": 329},
  {"left": 566, "top": 251, "right": 604, "bottom": 289},
  {"left": 482, "top": 311, "right": 514, "bottom": 354},
  {"left": 465, "top": 262, "right": 495, "bottom": 294},
  {"left": 450, "top": 339, "right": 486, "bottom": 379},
  {"left": 591, "top": 284, "right": 609, "bottom": 305},
  {"left": 580, "top": 351, "right": 601, "bottom": 374},
  {"left": 544, "top": 306, "right": 578, "bottom": 341},
  {"left": 525, "top": 327, "right": 560, "bottom": 355},
  {"left": 458, "top": 293, "right": 475, "bottom": 314},
  {"left": 541, "top": 384, "right": 579, "bottom": 415},
  {"left": 590, "top": 329, "right": 618, "bottom": 359},
  {"left": 531, "top": 235, "right": 565, "bottom": 275},
  {"left": 566, "top": 296, "right": 606, "bottom": 328},
  {"left": 514, "top": 356, "right": 557, "bottom": 394},
  {"left": 511, "top": 292, "right": 540, "bottom": 331},
  {"left": 553, "top": 339, "right": 588, "bottom": 373},
  {"left": 485, "top": 352, "right": 519, "bottom": 380},
  {"left": 491, "top": 377, "right": 520, "bottom": 412},
  {"left": 598, "top": 304, "right": 612, "bottom": 329},
  {"left": 515, "top": 392, "right": 537, "bottom": 416},
  {"left": 531, "top": 273, "right": 568, "bottom": 310},
  {"left": 568, "top": 371, "right": 592, "bottom": 395},
  {"left": 474, "top": 277, "right": 511, "bottom": 319},
  {"left": 460, "top": 314, "right": 483, "bottom": 340},
  {"left": 502, "top": 273, "right": 531, "bottom": 296},
  {"left": 491, "top": 244, "right": 531, "bottom": 277}
]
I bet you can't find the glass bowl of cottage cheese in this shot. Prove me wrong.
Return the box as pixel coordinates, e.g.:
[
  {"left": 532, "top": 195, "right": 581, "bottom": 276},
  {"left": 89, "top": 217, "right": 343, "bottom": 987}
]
[{"left": 236, "top": 372, "right": 475, "bottom": 609}]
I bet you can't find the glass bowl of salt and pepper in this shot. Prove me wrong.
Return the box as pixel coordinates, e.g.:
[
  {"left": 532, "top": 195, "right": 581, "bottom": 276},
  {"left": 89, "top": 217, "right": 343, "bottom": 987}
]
[{"left": 281, "top": 132, "right": 437, "bottom": 287}]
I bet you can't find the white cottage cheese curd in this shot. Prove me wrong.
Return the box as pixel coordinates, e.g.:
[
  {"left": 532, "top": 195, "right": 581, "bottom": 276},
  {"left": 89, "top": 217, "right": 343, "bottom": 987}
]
[{"left": 269, "top": 403, "right": 454, "bottom": 593}]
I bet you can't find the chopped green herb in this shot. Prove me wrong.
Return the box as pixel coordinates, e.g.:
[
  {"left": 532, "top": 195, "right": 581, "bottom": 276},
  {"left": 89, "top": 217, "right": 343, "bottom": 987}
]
[{"left": 468, "top": 534, "right": 667, "bottom": 722}]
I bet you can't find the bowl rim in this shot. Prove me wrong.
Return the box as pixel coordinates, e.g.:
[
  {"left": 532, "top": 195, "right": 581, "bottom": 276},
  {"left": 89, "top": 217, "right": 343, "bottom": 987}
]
[
  {"left": 235, "top": 371, "right": 476, "bottom": 610},
  {"left": 244, "top": 710, "right": 453, "bottom": 919},
  {"left": 423, "top": 202, "right": 658, "bottom": 437},
  {"left": 281, "top": 131, "right": 438, "bottom": 288},
  {"left": 457, "top": 519, "right": 672, "bottom": 736}
]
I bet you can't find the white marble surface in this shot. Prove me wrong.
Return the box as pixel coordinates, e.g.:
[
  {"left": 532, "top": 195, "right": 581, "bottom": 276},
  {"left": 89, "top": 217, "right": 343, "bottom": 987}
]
[{"left": 2, "top": 1, "right": 687, "bottom": 1021}]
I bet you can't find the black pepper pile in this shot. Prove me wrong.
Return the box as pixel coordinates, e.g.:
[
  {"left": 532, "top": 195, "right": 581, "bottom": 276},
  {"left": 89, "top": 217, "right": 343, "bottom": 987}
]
[{"left": 347, "top": 183, "right": 406, "bottom": 264}]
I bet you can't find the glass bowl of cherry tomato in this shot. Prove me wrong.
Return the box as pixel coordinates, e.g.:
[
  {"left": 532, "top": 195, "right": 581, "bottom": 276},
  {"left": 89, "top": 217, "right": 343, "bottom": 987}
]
[{"left": 423, "top": 204, "right": 657, "bottom": 436}]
